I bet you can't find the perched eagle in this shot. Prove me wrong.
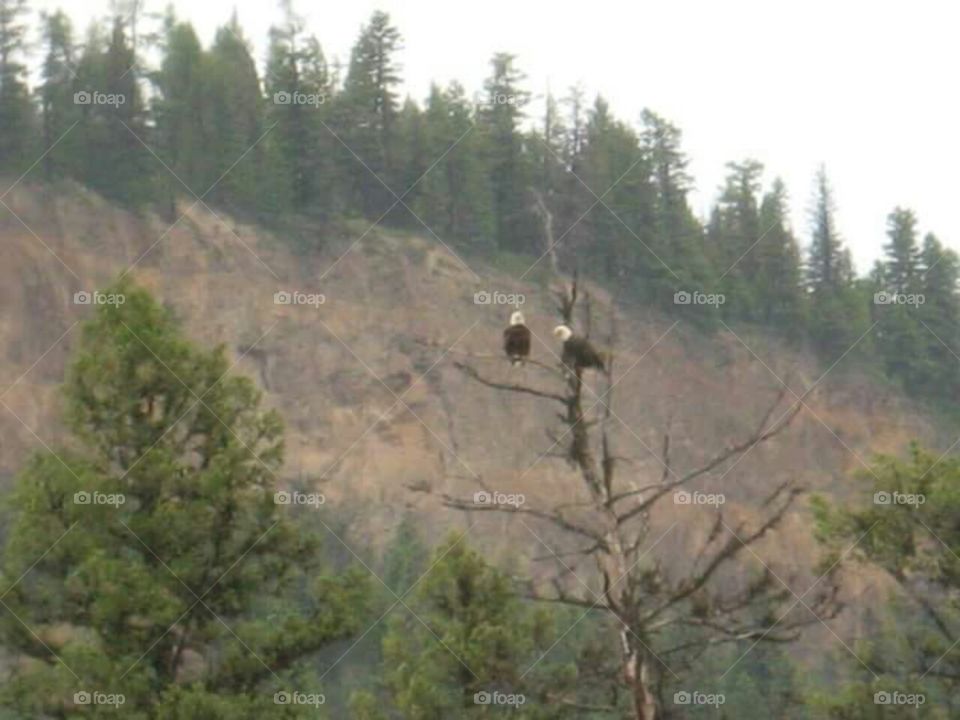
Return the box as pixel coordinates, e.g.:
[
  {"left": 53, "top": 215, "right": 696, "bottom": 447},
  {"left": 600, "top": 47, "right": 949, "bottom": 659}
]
[
  {"left": 503, "top": 311, "right": 531, "bottom": 366},
  {"left": 553, "top": 324, "right": 605, "bottom": 372}
]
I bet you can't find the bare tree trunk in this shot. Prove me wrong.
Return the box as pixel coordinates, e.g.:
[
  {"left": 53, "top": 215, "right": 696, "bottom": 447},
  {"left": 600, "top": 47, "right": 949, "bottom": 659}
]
[
  {"left": 532, "top": 189, "right": 561, "bottom": 277},
  {"left": 421, "top": 277, "right": 840, "bottom": 714},
  {"left": 621, "top": 634, "right": 660, "bottom": 720}
]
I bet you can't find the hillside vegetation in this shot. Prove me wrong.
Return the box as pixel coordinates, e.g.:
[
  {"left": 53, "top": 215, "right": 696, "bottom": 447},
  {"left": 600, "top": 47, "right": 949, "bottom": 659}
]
[{"left": 1, "top": 2, "right": 959, "bottom": 717}]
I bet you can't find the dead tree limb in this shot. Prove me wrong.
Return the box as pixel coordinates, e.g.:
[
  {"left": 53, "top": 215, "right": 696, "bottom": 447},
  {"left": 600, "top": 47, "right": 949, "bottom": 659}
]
[{"left": 420, "top": 276, "right": 837, "bottom": 720}]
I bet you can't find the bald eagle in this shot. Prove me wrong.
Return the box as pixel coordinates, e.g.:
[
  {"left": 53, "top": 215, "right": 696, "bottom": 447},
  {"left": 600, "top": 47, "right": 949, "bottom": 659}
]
[
  {"left": 553, "top": 324, "right": 605, "bottom": 372},
  {"left": 503, "top": 311, "right": 532, "bottom": 366}
]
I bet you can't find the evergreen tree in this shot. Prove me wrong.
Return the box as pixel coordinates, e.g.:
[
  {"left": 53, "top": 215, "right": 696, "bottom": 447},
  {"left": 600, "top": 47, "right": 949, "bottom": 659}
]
[
  {"left": 911, "top": 233, "right": 960, "bottom": 400},
  {"left": 205, "top": 14, "right": 266, "bottom": 213},
  {"left": 391, "top": 95, "right": 425, "bottom": 225},
  {"left": 575, "top": 96, "right": 655, "bottom": 294},
  {"left": 641, "top": 109, "right": 712, "bottom": 308},
  {"left": 874, "top": 206, "right": 926, "bottom": 389},
  {"left": 882, "top": 207, "right": 920, "bottom": 292},
  {"left": 70, "top": 17, "right": 153, "bottom": 206},
  {"left": 153, "top": 16, "right": 211, "bottom": 200},
  {"left": 712, "top": 160, "right": 764, "bottom": 320},
  {"left": 0, "top": 0, "right": 35, "bottom": 174},
  {"left": 812, "top": 446, "right": 960, "bottom": 717},
  {"left": 262, "top": 0, "right": 334, "bottom": 218},
  {"left": 477, "top": 53, "right": 534, "bottom": 254},
  {"left": 804, "top": 167, "right": 868, "bottom": 358},
  {"left": 339, "top": 10, "right": 403, "bottom": 218},
  {"left": 0, "top": 281, "right": 369, "bottom": 717},
  {"left": 755, "top": 179, "right": 805, "bottom": 330},
  {"left": 415, "top": 81, "right": 493, "bottom": 247},
  {"left": 38, "top": 9, "right": 78, "bottom": 181},
  {"left": 806, "top": 166, "right": 849, "bottom": 293},
  {"left": 375, "top": 536, "right": 580, "bottom": 718}
]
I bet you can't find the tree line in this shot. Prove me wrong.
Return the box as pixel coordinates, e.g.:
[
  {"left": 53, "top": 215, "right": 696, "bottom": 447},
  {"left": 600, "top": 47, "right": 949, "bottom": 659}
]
[{"left": 1, "top": 0, "right": 958, "bottom": 405}]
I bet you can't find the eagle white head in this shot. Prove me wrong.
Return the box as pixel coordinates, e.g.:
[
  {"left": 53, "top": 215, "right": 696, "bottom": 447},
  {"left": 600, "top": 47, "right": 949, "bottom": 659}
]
[
  {"left": 553, "top": 324, "right": 573, "bottom": 342},
  {"left": 509, "top": 310, "right": 526, "bottom": 326}
]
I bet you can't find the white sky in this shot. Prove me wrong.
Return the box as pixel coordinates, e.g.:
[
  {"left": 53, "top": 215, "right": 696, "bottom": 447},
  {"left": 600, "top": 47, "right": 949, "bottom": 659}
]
[{"left": 38, "top": 0, "right": 959, "bottom": 273}]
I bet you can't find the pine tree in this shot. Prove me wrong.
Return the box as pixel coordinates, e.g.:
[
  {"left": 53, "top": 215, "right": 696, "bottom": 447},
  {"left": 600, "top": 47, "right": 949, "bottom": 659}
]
[
  {"left": 873, "top": 207, "right": 928, "bottom": 390},
  {"left": 376, "top": 536, "right": 579, "bottom": 718},
  {"left": 391, "top": 95, "right": 425, "bottom": 226},
  {"left": 0, "top": 281, "right": 369, "bottom": 717},
  {"left": 38, "top": 9, "right": 78, "bottom": 180},
  {"left": 641, "top": 109, "right": 712, "bottom": 308},
  {"left": 339, "top": 10, "right": 403, "bottom": 218},
  {"left": 574, "top": 96, "right": 656, "bottom": 294},
  {"left": 416, "top": 81, "right": 493, "bottom": 246},
  {"left": 804, "top": 167, "right": 869, "bottom": 359},
  {"left": 0, "top": 0, "right": 35, "bottom": 174},
  {"left": 916, "top": 233, "right": 960, "bottom": 399},
  {"left": 70, "top": 16, "right": 153, "bottom": 206},
  {"left": 205, "top": 13, "right": 266, "bottom": 213},
  {"left": 755, "top": 179, "right": 805, "bottom": 330},
  {"left": 262, "top": 2, "right": 334, "bottom": 218},
  {"left": 812, "top": 446, "right": 960, "bottom": 710},
  {"left": 713, "top": 160, "right": 764, "bottom": 320},
  {"left": 153, "top": 16, "right": 211, "bottom": 199},
  {"left": 806, "top": 166, "right": 849, "bottom": 293},
  {"left": 882, "top": 207, "right": 920, "bottom": 292},
  {"left": 478, "top": 53, "right": 534, "bottom": 254}
]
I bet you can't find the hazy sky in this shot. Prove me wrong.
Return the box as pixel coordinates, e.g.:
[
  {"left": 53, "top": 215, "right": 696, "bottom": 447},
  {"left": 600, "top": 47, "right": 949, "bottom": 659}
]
[{"left": 40, "top": 0, "right": 958, "bottom": 273}]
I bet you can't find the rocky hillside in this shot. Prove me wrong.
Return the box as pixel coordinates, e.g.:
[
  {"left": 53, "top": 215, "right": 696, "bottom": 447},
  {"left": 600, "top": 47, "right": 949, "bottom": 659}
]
[{"left": 0, "top": 180, "right": 938, "bottom": 602}]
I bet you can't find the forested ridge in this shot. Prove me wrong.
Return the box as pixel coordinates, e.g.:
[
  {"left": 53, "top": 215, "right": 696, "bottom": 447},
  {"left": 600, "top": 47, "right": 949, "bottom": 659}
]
[
  {"left": 1, "top": 0, "right": 958, "bottom": 408},
  {"left": 2, "top": 1, "right": 960, "bottom": 718}
]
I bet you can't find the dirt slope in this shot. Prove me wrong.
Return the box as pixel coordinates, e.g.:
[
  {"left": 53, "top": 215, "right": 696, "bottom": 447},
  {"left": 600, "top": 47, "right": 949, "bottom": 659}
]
[{"left": 0, "top": 180, "right": 935, "bottom": 603}]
